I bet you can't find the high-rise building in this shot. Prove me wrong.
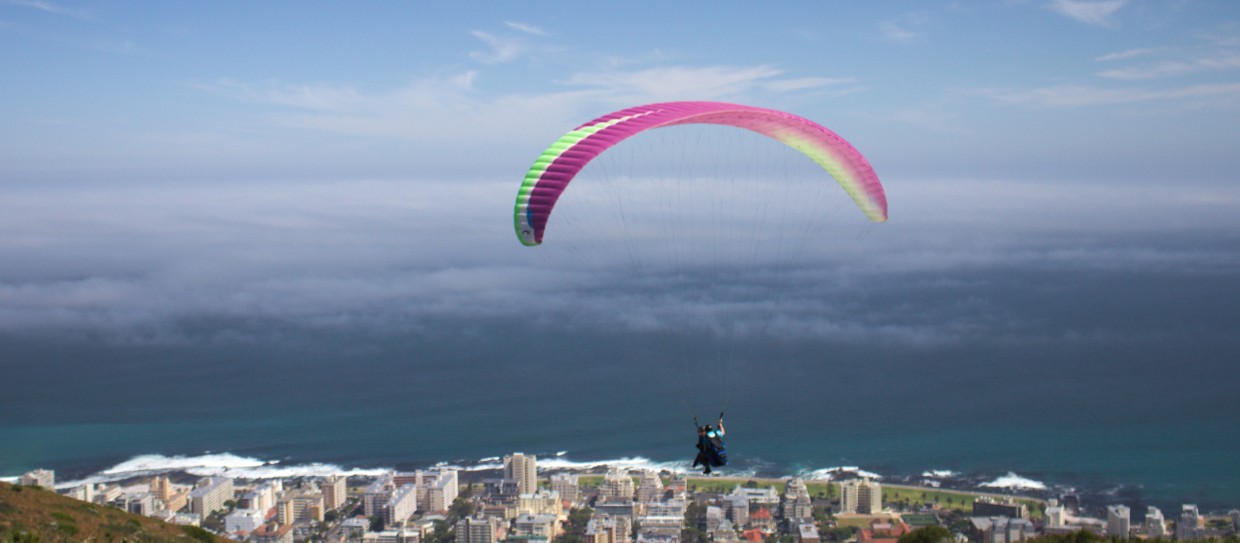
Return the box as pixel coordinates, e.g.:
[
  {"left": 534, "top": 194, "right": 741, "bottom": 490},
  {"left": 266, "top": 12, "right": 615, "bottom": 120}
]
[
  {"left": 1144, "top": 506, "right": 1166, "bottom": 538},
  {"left": 417, "top": 468, "right": 459, "bottom": 513},
  {"left": 278, "top": 489, "right": 325, "bottom": 524},
  {"left": 551, "top": 474, "right": 580, "bottom": 505},
  {"left": 386, "top": 484, "right": 418, "bottom": 527},
  {"left": 322, "top": 476, "right": 347, "bottom": 511},
  {"left": 600, "top": 468, "right": 635, "bottom": 501},
  {"left": 504, "top": 453, "right": 538, "bottom": 495},
  {"left": 838, "top": 479, "right": 881, "bottom": 515},
  {"left": 784, "top": 478, "right": 813, "bottom": 521},
  {"left": 457, "top": 516, "right": 507, "bottom": 543},
  {"left": 365, "top": 473, "right": 396, "bottom": 518},
  {"left": 635, "top": 471, "right": 664, "bottom": 503},
  {"left": 189, "top": 477, "right": 235, "bottom": 516},
  {"left": 1177, "top": 505, "right": 1203, "bottom": 541},
  {"left": 1106, "top": 505, "right": 1130, "bottom": 538}
]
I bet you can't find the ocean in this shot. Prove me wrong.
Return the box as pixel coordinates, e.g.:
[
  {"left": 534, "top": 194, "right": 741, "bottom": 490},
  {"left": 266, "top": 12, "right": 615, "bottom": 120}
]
[{"left": 3, "top": 279, "right": 1238, "bottom": 515}]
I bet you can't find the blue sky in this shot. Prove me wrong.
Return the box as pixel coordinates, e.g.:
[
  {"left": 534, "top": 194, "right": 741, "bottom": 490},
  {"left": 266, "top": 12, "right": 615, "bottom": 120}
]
[{"left": 3, "top": 1, "right": 1239, "bottom": 185}]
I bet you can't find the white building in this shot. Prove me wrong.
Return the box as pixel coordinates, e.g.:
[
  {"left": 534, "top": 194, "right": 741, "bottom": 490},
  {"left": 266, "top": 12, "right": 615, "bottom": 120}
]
[
  {"left": 705, "top": 506, "right": 726, "bottom": 532},
  {"left": 971, "top": 517, "right": 1035, "bottom": 543},
  {"left": 224, "top": 508, "right": 266, "bottom": 534},
  {"left": 551, "top": 474, "right": 580, "bottom": 506},
  {"left": 518, "top": 489, "right": 563, "bottom": 517},
  {"left": 1106, "top": 505, "right": 1130, "bottom": 538},
  {"left": 784, "top": 478, "right": 813, "bottom": 521},
  {"left": 1045, "top": 500, "right": 1066, "bottom": 527},
  {"left": 19, "top": 469, "right": 55, "bottom": 490},
  {"left": 188, "top": 477, "right": 234, "bottom": 516},
  {"left": 515, "top": 513, "right": 561, "bottom": 539},
  {"left": 636, "top": 471, "right": 664, "bottom": 503},
  {"left": 601, "top": 468, "right": 635, "bottom": 501},
  {"left": 838, "top": 479, "right": 882, "bottom": 515},
  {"left": 730, "top": 486, "right": 780, "bottom": 507},
  {"left": 725, "top": 494, "right": 749, "bottom": 524},
  {"left": 386, "top": 484, "right": 418, "bottom": 527},
  {"left": 637, "top": 499, "right": 686, "bottom": 543},
  {"left": 1145, "top": 506, "right": 1166, "bottom": 538},
  {"left": 504, "top": 453, "right": 538, "bottom": 495},
  {"left": 1177, "top": 505, "right": 1204, "bottom": 541},
  {"left": 365, "top": 473, "right": 396, "bottom": 518},
  {"left": 417, "top": 468, "right": 459, "bottom": 513}
]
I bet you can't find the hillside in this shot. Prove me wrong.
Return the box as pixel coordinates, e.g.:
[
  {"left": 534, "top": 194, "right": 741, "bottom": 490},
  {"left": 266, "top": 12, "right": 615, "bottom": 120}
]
[{"left": 0, "top": 482, "right": 231, "bottom": 543}]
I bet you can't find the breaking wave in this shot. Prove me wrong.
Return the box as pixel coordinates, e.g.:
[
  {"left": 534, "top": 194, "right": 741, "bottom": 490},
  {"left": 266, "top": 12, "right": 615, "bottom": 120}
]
[{"left": 981, "top": 472, "right": 1047, "bottom": 491}]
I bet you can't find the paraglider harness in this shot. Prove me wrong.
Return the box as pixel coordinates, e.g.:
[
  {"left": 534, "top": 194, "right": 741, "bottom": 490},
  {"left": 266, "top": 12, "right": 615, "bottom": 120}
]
[{"left": 692, "top": 412, "right": 728, "bottom": 474}]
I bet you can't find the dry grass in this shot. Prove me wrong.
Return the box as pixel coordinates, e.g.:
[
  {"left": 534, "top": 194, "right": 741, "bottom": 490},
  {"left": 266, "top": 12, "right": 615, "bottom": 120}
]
[{"left": 0, "top": 482, "right": 235, "bottom": 543}]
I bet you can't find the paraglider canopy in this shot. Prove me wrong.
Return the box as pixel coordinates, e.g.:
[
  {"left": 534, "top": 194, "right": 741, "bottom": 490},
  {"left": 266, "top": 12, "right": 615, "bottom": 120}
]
[{"left": 514, "top": 101, "right": 887, "bottom": 247}]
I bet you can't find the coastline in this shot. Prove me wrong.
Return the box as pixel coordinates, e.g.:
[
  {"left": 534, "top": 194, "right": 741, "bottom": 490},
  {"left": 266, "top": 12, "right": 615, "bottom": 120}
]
[{"left": 6, "top": 450, "right": 1206, "bottom": 516}]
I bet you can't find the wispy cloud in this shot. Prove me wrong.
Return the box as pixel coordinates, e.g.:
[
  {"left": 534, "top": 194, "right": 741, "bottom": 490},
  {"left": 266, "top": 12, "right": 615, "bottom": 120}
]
[
  {"left": 505, "top": 21, "right": 547, "bottom": 36},
  {"left": 1097, "top": 52, "right": 1240, "bottom": 80},
  {"left": 194, "top": 79, "right": 375, "bottom": 111},
  {"left": 1095, "top": 47, "right": 1164, "bottom": 62},
  {"left": 1047, "top": 0, "right": 1127, "bottom": 26},
  {"left": 4, "top": 0, "right": 92, "bottom": 20},
  {"left": 190, "top": 62, "right": 858, "bottom": 146},
  {"left": 879, "top": 21, "right": 919, "bottom": 42},
  {"left": 762, "top": 76, "right": 857, "bottom": 93},
  {"left": 562, "top": 65, "right": 828, "bottom": 103},
  {"left": 469, "top": 30, "right": 527, "bottom": 64},
  {"left": 978, "top": 82, "right": 1240, "bottom": 107},
  {"left": 878, "top": 12, "right": 931, "bottom": 43}
]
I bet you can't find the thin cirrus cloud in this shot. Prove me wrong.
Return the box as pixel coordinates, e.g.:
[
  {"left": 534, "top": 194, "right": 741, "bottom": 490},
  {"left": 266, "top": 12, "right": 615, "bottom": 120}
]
[
  {"left": 189, "top": 64, "right": 850, "bottom": 142},
  {"left": 879, "top": 21, "right": 919, "bottom": 42},
  {"left": 559, "top": 65, "right": 815, "bottom": 103},
  {"left": 1096, "top": 52, "right": 1240, "bottom": 80},
  {"left": 1046, "top": 0, "right": 1128, "bottom": 26},
  {"left": 1094, "top": 47, "right": 1165, "bottom": 62},
  {"left": 977, "top": 82, "right": 1240, "bottom": 107},
  {"left": 504, "top": 21, "right": 547, "bottom": 36},
  {"left": 469, "top": 30, "right": 528, "bottom": 64},
  {"left": 4, "top": 0, "right": 93, "bottom": 20}
]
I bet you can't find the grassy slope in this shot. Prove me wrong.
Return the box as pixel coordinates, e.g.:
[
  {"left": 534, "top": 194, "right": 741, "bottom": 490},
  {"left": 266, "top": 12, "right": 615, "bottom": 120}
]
[{"left": 0, "top": 482, "right": 231, "bottom": 543}]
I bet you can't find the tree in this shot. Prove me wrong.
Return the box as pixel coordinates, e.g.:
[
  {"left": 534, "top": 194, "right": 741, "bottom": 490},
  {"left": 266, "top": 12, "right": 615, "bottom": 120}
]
[
  {"left": 555, "top": 507, "right": 594, "bottom": 543},
  {"left": 897, "top": 526, "right": 951, "bottom": 543},
  {"left": 682, "top": 502, "right": 708, "bottom": 543},
  {"left": 447, "top": 495, "right": 474, "bottom": 524}
]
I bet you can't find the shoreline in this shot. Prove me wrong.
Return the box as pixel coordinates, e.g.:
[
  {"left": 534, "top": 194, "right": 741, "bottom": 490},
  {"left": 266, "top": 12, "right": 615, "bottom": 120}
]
[{"left": 12, "top": 450, "right": 1212, "bottom": 515}]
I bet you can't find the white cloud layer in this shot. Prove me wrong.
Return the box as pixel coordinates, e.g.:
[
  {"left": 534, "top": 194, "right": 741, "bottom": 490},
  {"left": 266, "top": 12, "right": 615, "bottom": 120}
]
[{"left": 1, "top": 174, "right": 1236, "bottom": 344}]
